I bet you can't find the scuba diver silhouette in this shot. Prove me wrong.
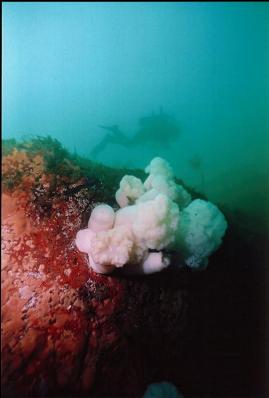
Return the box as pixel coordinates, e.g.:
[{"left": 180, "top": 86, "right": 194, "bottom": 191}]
[
  {"left": 90, "top": 108, "right": 180, "bottom": 159},
  {"left": 90, "top": 125, "right": 130, "bottom": 159}
]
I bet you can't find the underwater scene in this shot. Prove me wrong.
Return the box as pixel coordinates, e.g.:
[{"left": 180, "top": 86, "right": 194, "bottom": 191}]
[{"left": 2, "top": 2, "right": 269, "bottom": 398}]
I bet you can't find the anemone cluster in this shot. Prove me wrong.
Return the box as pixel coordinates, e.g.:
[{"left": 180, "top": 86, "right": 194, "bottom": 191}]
[{"left": 76, "top": 157, "right": 227, "bottom": 274}]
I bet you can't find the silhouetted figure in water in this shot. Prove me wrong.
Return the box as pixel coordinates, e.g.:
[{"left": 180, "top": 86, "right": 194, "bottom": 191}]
[
  {"left": 90, "top": 108, "right": 180, "bottom": 159},
  {"left": 99, "top": 125, "right": 124, "bottom": 139},
  {"left": 132, "top": 108, "right": 180, "bottom": 146},
  {"left": 90, "top": 125, "right": 130, "bottom": 159}
]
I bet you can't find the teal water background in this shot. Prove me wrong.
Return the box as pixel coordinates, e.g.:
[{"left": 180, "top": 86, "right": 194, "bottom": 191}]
[{"left": 2, "top": 2, "right": 269, "bottom": 230}]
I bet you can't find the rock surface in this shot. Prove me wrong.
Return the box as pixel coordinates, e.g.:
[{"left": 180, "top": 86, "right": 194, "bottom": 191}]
[
  {"left": 1, "top": 139, "right": 190, "bottom": 398},
  {"left": 2, "top": 138, "right": 267, "bottom": 398}
]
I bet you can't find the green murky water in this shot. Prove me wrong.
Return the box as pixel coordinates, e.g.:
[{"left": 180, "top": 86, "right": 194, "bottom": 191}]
[{"left": 2, "top": 2, "right": 269, "bottom": 232}]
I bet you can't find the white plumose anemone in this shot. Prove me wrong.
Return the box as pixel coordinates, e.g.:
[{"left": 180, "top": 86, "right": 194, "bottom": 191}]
[{"left": 75, "top": 157, "right": 227, "bottom": 274}]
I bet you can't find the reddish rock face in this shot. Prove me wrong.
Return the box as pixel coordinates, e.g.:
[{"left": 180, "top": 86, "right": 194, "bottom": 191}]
[
  {"left": 2, "top": 138, "right": 267, "bottom": 398},
  {"left": 2, "top": 147, "right": 189, "bottom": 397}
]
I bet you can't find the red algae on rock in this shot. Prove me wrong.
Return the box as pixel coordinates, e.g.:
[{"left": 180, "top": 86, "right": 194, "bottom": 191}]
[{"left": 1, "top": 138, "right": 189, "bottom": 397}]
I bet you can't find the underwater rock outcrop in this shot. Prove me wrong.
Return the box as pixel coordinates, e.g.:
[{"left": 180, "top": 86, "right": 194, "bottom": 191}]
[
  {"left": 1, "top": 137, "right": 267, "bottom": 398},
  {"left": 1, "top": 138, "right": 191, "bottom": 397}
]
